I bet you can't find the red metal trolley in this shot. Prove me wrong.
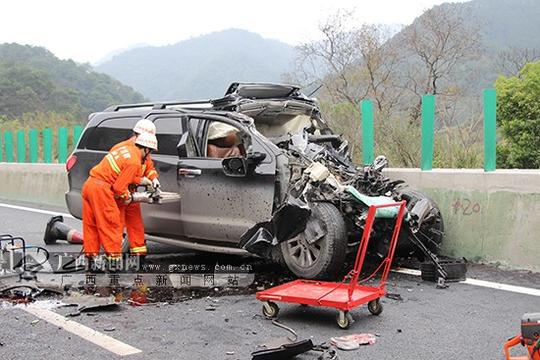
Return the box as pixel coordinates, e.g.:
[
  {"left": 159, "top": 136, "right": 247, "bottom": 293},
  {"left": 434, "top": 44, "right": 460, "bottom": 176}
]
[{"left": 256, "top": 201, "right": 406, "bottom": 329}]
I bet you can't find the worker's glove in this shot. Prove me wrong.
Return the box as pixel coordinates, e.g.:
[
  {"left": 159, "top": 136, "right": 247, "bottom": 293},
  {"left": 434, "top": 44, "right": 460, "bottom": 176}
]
[
  {"left": 131, "top": 192, "right": 154, "bottom": 204},
  {"left": 123, "top": 194, "right": 133, "bottom": 205},
  {"left": 140, "top": 177, "right": 152, "bottom": 187},
  {"left": 151, "top": 178, "right": 160, "bottom": 190}
]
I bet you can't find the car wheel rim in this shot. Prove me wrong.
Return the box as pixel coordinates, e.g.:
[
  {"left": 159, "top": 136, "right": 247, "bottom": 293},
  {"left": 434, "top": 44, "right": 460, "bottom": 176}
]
[{"left": 286, "top": 233, "right": 322, "bottom": 268}]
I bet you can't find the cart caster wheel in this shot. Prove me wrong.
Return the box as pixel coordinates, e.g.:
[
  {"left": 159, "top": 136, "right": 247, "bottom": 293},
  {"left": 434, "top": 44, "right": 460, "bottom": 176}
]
[
  {"left": 262, "top": 301, "right": 279, "bottom": 319},
  {"left": 368, "top": 299, "right": 383, "bottom": 315},
  {"left": 336, "top": 311, "right": 353, "bottom": 329}
]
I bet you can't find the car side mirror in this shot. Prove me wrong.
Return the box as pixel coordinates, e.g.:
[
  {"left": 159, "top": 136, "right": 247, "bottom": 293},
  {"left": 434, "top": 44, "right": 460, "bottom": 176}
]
[
  {"left": 246, "top": 151, "right": 266, "bottom": 165},
  {"left": 222, "top": 157, "right": 248, "bottom": 177},
  {"left": 176, "top": 132, "right": 189, "bottom": 158}
]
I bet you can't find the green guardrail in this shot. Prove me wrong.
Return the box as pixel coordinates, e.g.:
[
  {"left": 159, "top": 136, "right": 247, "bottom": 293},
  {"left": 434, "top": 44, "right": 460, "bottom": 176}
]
[
  {"left": 421, "top": 94, "right": 436, "bottom": 171},
  {"left": 4, "top": 132, "right": 14, "bottom": 163},
  {"left": 29, "top": 129, "right": 39, "bottom": 163},
  {"left": 483, "top": 89, "right": 497, "bottom": 172},
  {"left": 1, "top": 90, "right": 499, "bottom": 170},
  {"left": 0, "top": 125, "right": 83, "bottom": 164},
  {"left": 359, "top": 89, "right": 497, "bottom": 171},
  {"left": 361, "top": 99, "right": 374, "bottom": 165}
]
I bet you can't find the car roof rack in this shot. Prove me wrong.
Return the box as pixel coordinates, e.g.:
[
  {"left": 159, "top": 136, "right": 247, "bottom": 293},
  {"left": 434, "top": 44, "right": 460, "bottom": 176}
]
[{"left": 105, "top": 100, "right": 212, "bottom": 112}]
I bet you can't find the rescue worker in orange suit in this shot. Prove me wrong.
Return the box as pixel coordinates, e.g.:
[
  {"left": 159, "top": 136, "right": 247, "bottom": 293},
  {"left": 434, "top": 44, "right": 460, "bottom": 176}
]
[
  {"left": 81, "top": 132, "right": 158, "bottom": 268},
  {"left": 111, "top": 119, "right": 160, "bottom": 257}
]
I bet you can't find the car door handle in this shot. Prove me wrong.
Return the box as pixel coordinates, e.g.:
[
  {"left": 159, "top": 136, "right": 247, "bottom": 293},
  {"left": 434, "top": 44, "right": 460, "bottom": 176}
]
[{"left": 178, "top": 168, "right": 201, "bottom": 177}]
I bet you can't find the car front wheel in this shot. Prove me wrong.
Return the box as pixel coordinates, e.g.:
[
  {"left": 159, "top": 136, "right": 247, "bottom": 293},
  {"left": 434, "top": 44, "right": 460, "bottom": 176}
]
[{"left": 280, "top": 202, "right": 347, "bottom": 279}]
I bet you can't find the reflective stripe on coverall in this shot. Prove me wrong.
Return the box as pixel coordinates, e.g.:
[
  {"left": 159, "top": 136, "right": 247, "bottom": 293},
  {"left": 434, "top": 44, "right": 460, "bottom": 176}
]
[
  {"left": 111, "top": 139, "right": 159, "bottom": 255},
  {"left": 82, "top": 144, "right": 143, "bottom": 260}
]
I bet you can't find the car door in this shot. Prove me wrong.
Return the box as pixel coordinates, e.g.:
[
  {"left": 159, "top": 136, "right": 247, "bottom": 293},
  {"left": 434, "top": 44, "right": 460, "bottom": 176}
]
[
  {"left": 67, "top": 116, "right": 141, "bottom": 219},
  {"left": 140, "top": 115, "right": 186, "bottom": 238},
  {"left": 176, "top": 115, "right": 276, "bottom": 245}
]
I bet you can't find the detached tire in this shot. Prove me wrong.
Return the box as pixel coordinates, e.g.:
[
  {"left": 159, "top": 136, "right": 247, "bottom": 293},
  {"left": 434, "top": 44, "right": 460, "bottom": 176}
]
[{"left": 281, "top": 202, "right": 347, "bottom": 279}]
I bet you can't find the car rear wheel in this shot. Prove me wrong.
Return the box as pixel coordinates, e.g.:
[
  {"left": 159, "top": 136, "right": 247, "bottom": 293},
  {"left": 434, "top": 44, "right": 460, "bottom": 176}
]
[{"left": 281, "top": 202, "right": 347, "bottom": 279}]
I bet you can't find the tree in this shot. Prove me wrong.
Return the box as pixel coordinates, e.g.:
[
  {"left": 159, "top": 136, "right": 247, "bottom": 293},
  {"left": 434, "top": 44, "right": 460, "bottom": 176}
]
[
  {"left": 400, "top": 5, "right": 481, "bottom": 122},
  {"left": 496, "top": 47, "right": 540, "bottom": 77},
  {"left": 295, "top": 10, "right": 402, "bottom": 115},
  {"left": 495, "top": 60, "right": 540, "bottom": 169}
]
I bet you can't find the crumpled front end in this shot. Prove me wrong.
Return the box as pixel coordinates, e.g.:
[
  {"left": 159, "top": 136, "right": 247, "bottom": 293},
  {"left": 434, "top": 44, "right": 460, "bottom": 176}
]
[{"left": 239, "top": 128, "right": 444, "bottom": 264}]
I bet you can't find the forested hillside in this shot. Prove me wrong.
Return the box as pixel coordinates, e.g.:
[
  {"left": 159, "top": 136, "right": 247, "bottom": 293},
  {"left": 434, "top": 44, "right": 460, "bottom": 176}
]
[
  {"left": 96, "top": 29, "right": 295, "bottom": 100},
  {"left": 0, "top": 43, "right": 145, "bottom": 122}
]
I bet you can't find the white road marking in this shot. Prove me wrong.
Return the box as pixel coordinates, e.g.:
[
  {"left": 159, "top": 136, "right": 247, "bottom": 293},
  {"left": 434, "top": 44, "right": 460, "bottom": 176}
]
[
  {"left": 392, "top": 268, "right": 421, "bottom": 276},
  {"left": 392, "top": 268, "right": 540, "bottom": 297},
  {"left": 461, "top": 278, "right": 540, "bottom": 297},
  {"left": 0, "top": 202, "right": 74, "bottom": 219},
  {"left": 22, "top": 306, "right": 142, "bottom": 356}
]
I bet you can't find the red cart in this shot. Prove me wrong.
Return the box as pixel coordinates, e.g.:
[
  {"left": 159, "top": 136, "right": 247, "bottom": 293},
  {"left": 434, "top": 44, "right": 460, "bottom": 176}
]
[{"left": 256, "top": 201, "right": 406, "bottom": 329}]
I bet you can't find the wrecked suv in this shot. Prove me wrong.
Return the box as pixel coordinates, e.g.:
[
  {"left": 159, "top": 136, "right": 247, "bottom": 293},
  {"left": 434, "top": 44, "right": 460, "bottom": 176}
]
[{"left": 66, "top": 83, "right": 444, "bottom": 279}]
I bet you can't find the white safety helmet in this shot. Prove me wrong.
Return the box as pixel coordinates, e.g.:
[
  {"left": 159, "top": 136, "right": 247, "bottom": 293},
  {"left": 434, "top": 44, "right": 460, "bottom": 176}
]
[
  {"left": 133, "top": 119, "right": 156, "bottom": 135},
  {"left": 135, "top": 132, "right": 158, "bottom": 151}
]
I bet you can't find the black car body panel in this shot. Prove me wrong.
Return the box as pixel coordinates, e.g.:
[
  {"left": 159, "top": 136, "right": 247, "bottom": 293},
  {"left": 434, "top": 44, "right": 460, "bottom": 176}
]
[{"left": 65, "top": 82, "right": 445, "bottom": 279}]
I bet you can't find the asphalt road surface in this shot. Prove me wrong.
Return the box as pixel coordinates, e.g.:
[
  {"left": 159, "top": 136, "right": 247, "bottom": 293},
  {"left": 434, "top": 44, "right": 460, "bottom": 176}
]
[{"left": 0, "top": 198, "right": 539, "bottom": 360}]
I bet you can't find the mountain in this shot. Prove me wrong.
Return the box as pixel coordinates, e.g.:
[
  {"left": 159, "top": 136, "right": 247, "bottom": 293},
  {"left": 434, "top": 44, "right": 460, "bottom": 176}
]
[
  {"left": 93, "top": 43, "right": 150, "bottom": 66},
  {"left": 392, "top": 0, "right": 540, "bottom": 94},
  {"left": 0, "top": 43, "right": 145, "bottom": 120},
  {"left": 95, "top": 29, "right": 296, "bottom": 101},
  {"left": 466, "top": 0, "right": 540, "bottom": 50}
]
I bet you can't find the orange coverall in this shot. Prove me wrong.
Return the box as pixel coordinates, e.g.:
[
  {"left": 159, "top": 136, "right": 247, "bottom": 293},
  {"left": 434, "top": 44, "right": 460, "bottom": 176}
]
[
  {"left": 111, "top": 138, "right": 158, "bottom": 256},
  {"left": 82, "top": 143, "right": 143, "bottom": 260}
]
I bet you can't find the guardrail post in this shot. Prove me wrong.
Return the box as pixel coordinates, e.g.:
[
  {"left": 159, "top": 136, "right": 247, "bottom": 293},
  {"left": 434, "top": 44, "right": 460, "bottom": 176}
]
[
  {"left": 73, "top": 125, "right": 83, "bottom": 148},
  {"left": 29, "top": 129, "right": 39, "bottom": 163},
  {"left": 4, "top": 131, "right": 14, "bottom": 163},
  {"left": 483, "top": 89, "right": 497, "bottom": 172},
  {"left": 43, "top": 128, "right": 53, "bottom": 163},
  {"left": 16, "top": 130, "right": 26, "bottom": 163},
  {"left": 421, "top": 94, "right": 435, "bottom": 170},
  {"left": 361, "top": 99, "right": 375, "bottom": 165},
  {"left": 57, "top": 127, "right": 68, "bottom": 163}
]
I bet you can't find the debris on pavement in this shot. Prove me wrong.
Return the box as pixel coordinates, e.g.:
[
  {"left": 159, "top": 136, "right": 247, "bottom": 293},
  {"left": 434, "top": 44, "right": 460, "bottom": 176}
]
[
  {"left": 252, "top": 339, "right": 314, "bottom": 360},
  {"left": 270, "top": 319, "right": 298, "bottom": 342},
  {"left": 330, "top": 334, "right": 377, "bottom": 351},
  {"left": 62, "top": 294, "right": 119, "bottom": 312},
  {"left": 385, "top": 292, "right": 403, "bottom": 301}
]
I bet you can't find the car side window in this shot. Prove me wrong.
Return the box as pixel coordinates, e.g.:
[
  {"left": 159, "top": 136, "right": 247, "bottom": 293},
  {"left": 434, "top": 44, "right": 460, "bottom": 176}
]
[
  {"left": 154, "top": 117, "right": 183, "bottom": 156},
  {"left": 85, "top": 117, "right": 139, "bottom": 151},
  {"left": 204, "top": 120, "right": 250, "bottom": 159}
]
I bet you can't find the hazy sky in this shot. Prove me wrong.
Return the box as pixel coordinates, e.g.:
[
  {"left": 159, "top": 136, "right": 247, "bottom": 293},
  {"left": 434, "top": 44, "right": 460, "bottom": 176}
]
[{"left": 1, "top": 0, "right": 467, "bottom": 64}]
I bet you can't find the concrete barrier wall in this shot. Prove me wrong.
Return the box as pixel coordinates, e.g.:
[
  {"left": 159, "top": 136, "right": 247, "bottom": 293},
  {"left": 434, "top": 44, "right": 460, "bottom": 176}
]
[
  {"left": 384, "top": 168, "right": 540, "bottom": 272},
  {"left": 0, "top": 163, "right": 68, "bottom": 207},
  {"left": 0, "top": 163, "right": 538, "bottom": 271}
]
